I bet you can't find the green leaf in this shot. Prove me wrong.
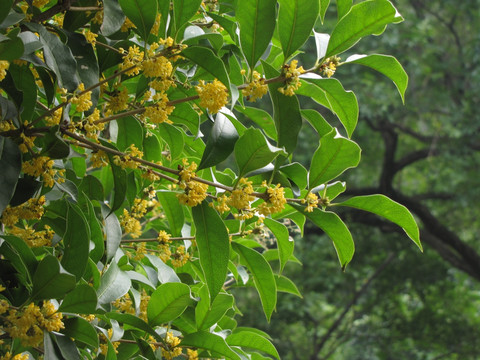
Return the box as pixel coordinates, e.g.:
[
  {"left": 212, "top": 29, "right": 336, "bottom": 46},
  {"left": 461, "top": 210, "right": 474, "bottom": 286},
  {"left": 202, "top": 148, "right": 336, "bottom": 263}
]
[
  {"left": 8, "top": 63, "right": 36, "bottom": 121},
  {"left": 319, "top": 0, "right": 330, "bottom": 23},
  {"left": 231, "top": 242, "right": 277, "bottom": 321},
  {"left": 55, "top": 333, "right": 82, "bottom": 360},
  {"left": 199, "top": 111, "right": 239, "bottom": 170},
  {"left": 235, "top": 106, "right": 277, "bottom": 141},
  {"left": 172, "top": 0, "right": 203, "bottom": 38},
  {"left": 156, "top": 191, "right": 184, "bottom": 237},
  {"left": 195, "top": 286, "right": 234, "bottom": 330},
  {"left": 280, "top": 162, "right": 308, "bottom": 190},
  {"left": 147, "top": 282, "right": 194, "bottom": 326},
  {"left": 41, "top": 127, "right": 70, "bottom": 159},
  {"left": 278, "top": 0, "right": 319, "bottom": 60},
  {"left": 0, "top": 136, "right": 21, "bottom": 215},
  {"left": 62, "top": 317, "right": 99, "bottom": 349},
  {"left": 44, "top": 332, "right": 62, "bottom": 360},
  {"left": 345, "top": 53, "right": 408, "bottom": 103},
  {"left": 63, "top": 0, "right": 97, "bottom": 32},
  {"left": 337, "top": 0, "right": 353, "bottom": 19},
  {"left": 158, "top": 122, "right": 184, "bottom": 160},
  {"left": 0, "top": 34, "right": 24, "bottom": 61},
  {"left": 100, "top": 140, "right": 127, "bottom": 213},
  {"left": 101, "top": 0, "right": 126, "bottom": 36},
  {"left": 234, "top": 128, "right": 286, "bottom": 178},
  {"left": 192, "top": 201, "right": 230, "bottom": 303},
  {"left": 263, "top": 62, "right": 303, "bottom": 154},
  {"left": 144, "top": 254, "right": 181, "bottom": 284},
  {"left": 181, "top": 331, "right": 242, "bottom": 360},
  {"left": 31, "top": 255, "right": 76, "bottom": 300},
  {"left": 325, "top": 0, "right": 402, "bottom": 58},
  {"left": 338, "top": 194, "right": 422, "bottom": 251},
  {"left": 227, "top": 330, "right": 280, "bottom": 359},
  {"left": 61, "top": 203, "right": 90, "bottom": 280},
  {"left": 97, "top": 261, "right": 131, "bottom": 305},
  {"left": 105, "top": 339, "right": 118, "bottom": 360},
  {"left": 274, "top": 274, "right": 302, "bottom": 297},
  {"left": 303, "top": 77, "right": 358, "bottom": 138},
  {"left": 107, "top": 312, "right": 161, "bottom": 341},
  {"left": 264, "top": 218, "right": 293, "bottom": 273},
  {"left": 79, "top": 175, "right": 104, "bottom": 201},
  {"left": 27, "top": 23, "right": 79, "bottom": 92},
  {"left": 118, "top": 0, "right": 157, "bottom": 41},
  {"left": 0, "top": 0, "right": 13, "bottom": 25},
  {"left": 237, "top": 0, "right": 277, "bottom": 70},
  {"left": 293, "top": 205, "right": 354, "bottom": 269},
  {"left": 0, "top": 235, "right": 37, "bottom": 277},
  {"left": 308, "top": 129, "right": 361, "bottom": 189},
  {"left": 183, "top": 26, "right": 224, "bottom": 52},
  {"left": 301, "top": 109, "right": 333, "bottom": 138},
  {"left": 59, "top": 284, "right": 98, "bottom": 313},
  {"left": 101, "top": 204, "right": 122, "bottom": 263},
  {"left": 143, "top": 132, "right": 162, "bottom": 162},
  {"left": 181, "top": 46, "right": 231, "bottom": 93},
  {"left": 115, "top": 117, "right": 144, "bottom": 152}
]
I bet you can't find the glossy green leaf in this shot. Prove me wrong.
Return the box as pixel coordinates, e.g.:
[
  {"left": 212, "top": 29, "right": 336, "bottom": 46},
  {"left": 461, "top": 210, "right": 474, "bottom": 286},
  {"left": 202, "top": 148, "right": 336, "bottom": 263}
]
[
  {"left": 62, "top": 317, "right": 99, "bottom": 348},
  {"left": 199, "top": 111, "right": 239, "bottom": 170},
  {"left": 118, "top": 0, "right": 157, "bottom": 41},
  {"left": 227, "top": 330, "right": 280, "bottom": 359},
  {"left": 304, "top": 77, "right": 358, "bottom": 138},
  {"left": 237, "top": 0, "right": 277, "bottom": 70},
  {"left": 97, "top": 261, "right": 131, "bottom": 305},
  {"left": 181, "top": 331, "right": 242, "bottom": 360},
  {"left": 264, "top": 218, "right": 293, "bottom": 273},
  {"left": 183, "top": 26, "right": 224, "bottom": 52},
  {"left": 235, "top": 106, "right": 277, "bottom": 141},
  {"left": 147, "top": 282, "right": 194, "bottom": 326},
  {"left": 278, "top": 0, "right": 319, "bottom": 60},
  {"left": 115, "top": 117, "right": 144, "bottom": 152},
  {"left": 192, "top": 201, "right": 230, "bottom": 303},
  {"left": 274, "top": 274, "right": 302, "bottom": 297},
  {"left": 232, "top": 242, "right": 277, "bottom": 321},
  {"left": 61, "top": 203, "right": 90, "bottom": 280},
  {"left": 107, "top": 312, "right": 161, "bottom": 341},
  {"left": 44, "top": 332, "right": 62, "bottom": 360},
  {"left": 59, "top": 284, "right": 98, "bottom": 314},
  {"left": 143, "top": 132, "right": 162, "bottom": 162},
  {"left": 172, "top": 0, "right": 203, "bottom": 38},
  {"left": 31, "top": 255, "right": 76, "bottom": 300},
  {"left": 195, "top": 287, "right": 234, "bottom": 330},
  {"left": 280, "top": 162, "right": 308, "bottom": 190},
  {"left": 339, "top": 194, "right": 422, "bottom": 251},
  {"left": 345, "top": 53, "right": 408, "bottom": 103},
  {"left": 320, "top": 0, "right": 330, "bottom": 23},
  {"left": 157, "top": 191, "right": 184, "bottom": 237},
  {"left": 100, "top": 141, "right": 127, "bottom": 213},
  {"left": 63, "top": 0, "right": 97, "bottom": 32},
  {"left": 234, "top": 128, "right": 286, "bottom": 178},
  {"left": 55, "top": 333, "right": 82, "bottom": 360},
  {"left": 79, "top": 175, "right": 104, "bottom": 201},
  {"left": 0, "top": 10, "right": 24, "bottom": 29},
  {"left": 308, "top": 129, "right": 361, "bottom": 189},
  {"left": 301, "top": 109, "right": 333, "bottom": 138},
  {"left": 28, "top": 23, "right": 79, "bottom": 92},
  {"left": 0, "top": 136, "right": 21, "bottom": 215},
  {"left": 158, "top": 122, "right": 184, "bottom": 160},
  {"left": 101, "top": 0, "right": 126, "bottom": 36},
  {"left": 145, "top": 254, "right": 181, "bottom": 284},
  {"left": 0, "top": 0, "right": 13, "bottom": 25},
  {"left": 42, "top": 127, "right": 70, "bottom": 159},
  {"left": 337, "top": 0, "right": 353, "bottom": 19},
  {"left": 101, "top": 203, "right": 122, "bottom": 262},
  {"left": 293, "top": 205, "right": 354, "bottom": 269},
  {"left": 0, "top": 34, "right": 23, "bottom": 61},
  {"left": 0, "top": 235, "right": 37, "bottom": 277},
  {"left": 263, "top": 62, "right": 303, "bottom": 154},
  {"left": 8, "top": 63, "right": 36, "bottom": 121},
  {"left": 105, "top": 339, "right": 118, "bottom": 360},
  {"left": 325, "top": 0, "right": 402, "bottom": 58}
]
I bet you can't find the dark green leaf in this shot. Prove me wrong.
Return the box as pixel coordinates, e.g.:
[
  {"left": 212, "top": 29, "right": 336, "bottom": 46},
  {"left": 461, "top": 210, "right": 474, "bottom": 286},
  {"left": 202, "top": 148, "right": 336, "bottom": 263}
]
[
  {"left": 236, "top": 106, "right": 277, "bottom": 141},
  {"left": 308, "top": 129, "right": 361, "bottom": 189},
  {"left": 99, "top": 140, "right": 127, "bottom": 213},
  {"left": 157, "top": 191, "right": 184, "bottom": 237},
  {"left": 337, "top": 0, "right": 353, "bottom": 19},
  {"left": 278, "top": 0, "right": 319, "bottom": 60},
  {"left": 101, "top": 0, "right": 126, "bottom": 36},
  {"left": 97, "top": 261, "right": 131, "bottom": 305},
  {"left": 0, "top": 235, "right": 37, "bottom": 277},
  {"left": 0, "top": 136, "right": 21, "bottom": 215},
  {"left": 237, "top": 0, "right": 277, "bottom": 69},
  {"left": 231, "top": 242, "right": 277, "bottom": 321},
  {"left": 274, "top": 274, "right": 302, "bottom": 297},
  {"left": 319, "top": 0, "right": 330, "bottom": 23},
  {"left": 41, "top": 127, "right": 70, "bottom": 159},
  {"left": 79, "top": 175, "right": 104, "bottom": 201},
  {"left": 107, "top": 312, "right": 161, "bottom": 341},
  {"left": 143, "top": 132, "right": 162, "bottom": 162},
  {"left": 115, "top": 117, "right": 144, "bottom": 152},
  {"left": 118, "top": 0, "right": 157, "bottom": 41},
  {"left": 158, "top": 122, "right": 184, "bottom": 160},
  {"left": 181, "top": 331, "right": 242, "bottom": 360},
  {"left": 59, "top": 284, "right": 98, "bottom": 314},
  {"left": 63, "top": 0, "right": 97, "bottom": 32},
  {"left": 199, "top": 111, "right": 239, "bottom": 170},
  {"left": 325, "top": 0, "right": 401, "bottom": 58},
  {"left": 0, "top": 34, "right": 24, "bottom": 61},
  {"left": 195, "top": 286, "right": 234, "bottom": 330},
  {"left": 101, "top": 203, "right": 122, "bottom": 262},
  {"left": 264, "top": 218, "right": 293, "bottom": 273},
  {"left": 0, "top": 0, "right": 13, "bottom": 25},
  {"left": 183, "top": 26, "right": 224, "bottom": 52},
  {"left": 234, "top": 128, "right": 286, "bottom": 178},
  {"left": 44, "top": 332, "right": 62, "bottom": 360},
  {"left": 55, "top": 333, "right": 82, "bottom": 360},
  {"left": 345, "top": 53, "right": 408, "bottom": 103},
  {"left": 0, "top": 9, "right": 24, "bottom": 29},
  {"left": 301, "top": 109, "right": 333, "bottom": 138},
  {"left": 8, "top": 63, "right": 36, "bottom": 121},
  {"left": 192, "top": 201, "right": 230, "bottom": 303},
  {"left": 147, "top": 282, "right": 194, "bottom": 326},
  {"left": 31, "top": 255, "right": 76, "bottom": 300},
  {"left": 280, "top": 162, "right": 308, "bottom": 190},
  {"left": 62, "top": 317, "right": 99, "bottom": 349},
  {"left": 339, "top": 194, "right": 422, "bottom": 251},
  {"left": 227, "top": 330, "right": 280, "bottom": 359},
  {"left": 172, "top": 0, "right": 203, "bottom": 38}
]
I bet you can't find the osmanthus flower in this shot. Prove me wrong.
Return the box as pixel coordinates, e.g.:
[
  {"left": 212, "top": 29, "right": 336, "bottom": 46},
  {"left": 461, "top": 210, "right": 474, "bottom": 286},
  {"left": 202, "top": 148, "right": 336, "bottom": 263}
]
[
  {"left": 0, "top": 352, "right": 29, "bottom": 360},
  {"left": 143, "top": 93, "right": 175, "bottom": 124},
  {"left": 82, "top": 29, "right": 97, "bottom": 46},
  {"left": 278, "top": 60, "right": 305, "bottom": 96},
  {"left": 107, "top": 86, "right": 129, "bottom": 113},
  {"left": 227, "top": 177, "right": 256, "bottom": 210},
  {"left": 195, "top": 79, "right": 228, "bottom": 114},
  {"left": 9, "top": 225, "right": 54, "bottom": 248},
  {"left": 171, "top": 245, "right": 190, "bottom": 268},
  {"left": 70, "top": 83, "right": 93, "bottom": 112},
  {"left": 44, "top": 108, "right": 63, "bottom": 126},
  {"left": 81, "top": 108, "right": 105, "bottom": 140},
  {"left": 318, "top": 56, "right": 341, "bottom": 78},
  {"left": 0, "top": 60, "right": 9, "bottom": 82},
  {"left": 119, "top": 45, "right": 144, "bottom": 76},
  {"left": 301, "top": 192, "right": 319, "bottom": 212},
  {"left": 99, "top": 329, "right": 120, "bottom": 355},
  {"left": 0, "top": 195, "right": 46, "bottom": 227},
  {"left": 258, "top": 182, "right": 287, "bottom": 216},
  {"left": 113, "top": 144, "right": 144, "bottom": 170},
  {"left": 90, "top": 150, "right": 109, "bottom": 168},
  {"left": 158, "top": 230, "right": 173, "bottom": 263},
  {"left": 177, "top": 159, "right": 209, "bottom": 206},
  {"left": 120, "top": 198, "right": 150, "bottom": 238},
  {"left": 242, "top": 70, "right": 268, "bottom": 102},
  {"left": 161, "top": 332, "right": 182, "bottom": 360},
  {"left": 186, "top": 349, "right": 199, "bottom": 360},
  {"left": 121, "top": 17, "right": 136, "bottom": 32},
  {"left": 22, "top": 156, "right": 65, "bottom": 187},
  {"left": 142, "top": 49, "right": 173, "bottom": 79},
  {"left": 32, "top": 0, "right": 50, "bottom": 7}
]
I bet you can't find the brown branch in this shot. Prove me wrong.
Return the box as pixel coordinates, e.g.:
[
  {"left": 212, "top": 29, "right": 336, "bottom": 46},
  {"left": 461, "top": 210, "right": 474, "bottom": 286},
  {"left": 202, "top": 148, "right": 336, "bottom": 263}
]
[{"left": 32, "top": 0, "right": 76, "bottom": 23}]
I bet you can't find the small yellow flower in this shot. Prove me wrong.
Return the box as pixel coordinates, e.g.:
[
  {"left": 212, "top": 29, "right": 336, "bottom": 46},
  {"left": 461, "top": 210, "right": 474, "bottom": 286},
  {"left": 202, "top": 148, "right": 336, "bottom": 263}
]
[
  {"left": 319, "top": 56, "right": 341, "bottom": 78},
  {"left": 119, "top": 46, "right": 144, "bottom": 76},
  {"left": 187, "top": 349, "right": 199, "bottom": 360},
  {"left": 301, "top": 192, "right": 319, "bottom": 212},
  {"left": 242, "top": 71, "right": 268, "bottom": 102},
  {"left": 113, "top": 145, "right": 143, "bottom": 170},
  {"left": 258, "top": 183, "right": 286, "bottom": 216},
  {"left": 143, "top": 93, "right": 174, "bottom": 124},
  {"left": 22, "top": 156, "right": 65, "bottom": 187},
  {"left": 107, "top": 86, "right": 129, "bottom": 113},
  {"left": 82, "top": 29, "right": 98, "bottom": 46},
  {"left": 278, "top": 60, "right": 305, "bottom": 96},
  {"left": 227, "top": 178, "right": 255, "bottom": 210},
  {"left": 90, "top": 150, "right": 109, "bottom": 168},
  {"left": 71, "top": 83, "right": 93, "bottom": 112},
  {"left": 1, "top": 196, "right": 46, "bottom": 227},
  {"left": 171, "top": 245, "right": 190, "bottom": 268},
  {"left": 195, "top": 79, "right": 228, "bottom": 114},
  {"left": 121, "top": 17, "right": 136, "bottom": 32},
  {"left": 33, "top": 0, "right": 50, "bottom": 7},
  {"left": 162, "top": 332, "right": 182, "bottom": 360}
]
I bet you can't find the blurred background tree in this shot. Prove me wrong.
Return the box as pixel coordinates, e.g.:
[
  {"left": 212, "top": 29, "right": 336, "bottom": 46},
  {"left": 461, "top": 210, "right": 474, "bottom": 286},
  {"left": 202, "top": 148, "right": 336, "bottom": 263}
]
[{"left": 236, "top": 0, "right": 480, "bottom": 358}]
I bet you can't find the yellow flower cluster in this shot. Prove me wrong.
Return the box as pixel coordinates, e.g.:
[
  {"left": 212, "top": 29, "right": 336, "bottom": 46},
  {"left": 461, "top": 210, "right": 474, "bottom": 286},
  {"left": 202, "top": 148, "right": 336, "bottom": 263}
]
[
  {"left": 171, "top": 245, "right": 190, "bottom": 268},
  {"left": 90, "top": 150, "right": 109, "bottom": 168},
  {"left": 150, "top": 13, "right": 162, "bottom": 36},
  {"left": 142, "top": 54, "right": 173, "bottom": 79},
  {"left": 99, "top": 328, "right": 120, "bottom": 355},
  {"left": 80, "top": 108, "right": 104, "bottom": 139},
  {"left": 0, "top": 352, "right": 29, "bottom": 360},
  {"left": 83, "top": 29, "right": 98, "bottom": 46},
  {"left": 9, "top": 225, "right": 54, "bottom": 248},
  {"left": 32, "top": 0, "right": 50, "bottom": 7},
  {"left": 22, "top": 156, "right": 65, "bottom": 187},
  {"left": 139, "top": 289, "right": 150, "bottom": 321},
  {"left": 44, "top": 108, "right": 63, "bottom": 126},
  {"left": 107, "top": 86, "right": 129, "bottom": 113},
  {"left": 113, "top": 144, "right": 143, "bottom": 169},
  {"left": 319, "top": 56, "right": 341, "bottom": 78},
  {"left": 228, "top": 178, "right": 255, "bottom": 210},
  {"left": 19, "top": 131, "right": 36, "bottom": 153},
  {"left": 0, "top": 60, "right": 9, "bottom": 82},
  {"left": 242, "top": 71, "right": 268, "bottom": 102},
  {"left": 113, "top": 293, "right": 135, "bottom": 315},
  {"left": 162, "top": 332, "right": 182, "bottom": 360},
  {"left": 120, "top": 198, "right": 150, "bottom": 238},
  {"left": 121, "top": 17, "right": 136, "bottom": 32},
  {"left": 1, "top": 196, "right": 46, "bottom": 227},
  {"left": 3, "top": 301, "right": 64, "bottom": 347},
  {"left": 278, "top": 60, "right": 305, "bottom": 96},
  {"left": 258, "top": 183, "right": 286, "bottom": 216},
  {"left": 195, "top": 79, "right": 228, "bottom": 114},
  {"left": 143, "top": 93, "right": 174, "bottom": 124},
  {"left": 187, "top": 349, "right": 199, "bottom": 360},
  {"left": 158, "top": 230, "right": 172, "bottom": 263},
  {"left": 301, "top": 192, "right": 319, "bottom": 212},
  {"left": 71, "top": 83, "right": 93, "bottom": 112},
  {"left": 119, "top": 45, "right": 144, "bottom": 76},
  {"left": 177, "top": 160, "right": 208, "bottom": 207}
]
